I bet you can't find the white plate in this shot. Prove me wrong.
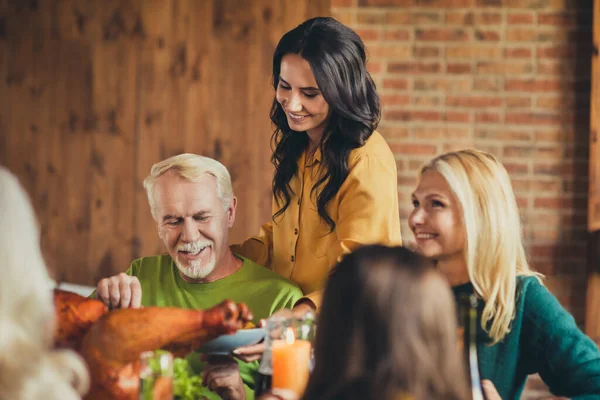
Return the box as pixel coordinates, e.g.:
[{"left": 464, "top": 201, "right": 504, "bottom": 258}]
[
  {"left": 56, "top": 282, "right": 96, "bottom": 297},
  {"left": 199, "top": 328, "right": 266, "bottom": 355}
]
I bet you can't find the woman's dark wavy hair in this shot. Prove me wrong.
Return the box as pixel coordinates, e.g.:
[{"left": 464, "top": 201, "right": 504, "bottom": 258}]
[
  {"left": 270, "top": 17, "right": 381, "bottom": 231},
  {"left": 301, "top": 245, "right": 470, "bottom": 400}
]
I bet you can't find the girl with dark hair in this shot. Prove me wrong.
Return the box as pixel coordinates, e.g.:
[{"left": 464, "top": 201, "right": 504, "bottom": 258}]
[
  {"left": 260, "top": 245, "right": 469, "bottom": 400},
  {"left": 304, "top": 245, "right": 469, "bottom": 400},
  {"left": 233, "top": 17, "right": 401, "bottom": 328}
]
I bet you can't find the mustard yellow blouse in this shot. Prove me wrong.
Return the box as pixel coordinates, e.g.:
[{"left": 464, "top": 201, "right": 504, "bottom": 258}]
[{"left": 232, "top": 131, "right": 402, "bottom": 308}]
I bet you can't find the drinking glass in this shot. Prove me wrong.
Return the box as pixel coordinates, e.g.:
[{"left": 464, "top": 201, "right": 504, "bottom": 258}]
[{"left": 139, "top": 350, "right": 174, "bottom": 400}]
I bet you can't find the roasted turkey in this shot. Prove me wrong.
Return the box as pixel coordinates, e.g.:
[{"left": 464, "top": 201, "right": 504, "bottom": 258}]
[
  {"left": 53, "top": 289, "right": 108, "bottom": 350},
  {"left": 52, "top": 289, "right": 253, "bottom": 400}
]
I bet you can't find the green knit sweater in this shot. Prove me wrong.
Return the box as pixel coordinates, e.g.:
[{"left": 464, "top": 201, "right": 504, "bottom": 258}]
[{"left": 453, "top": 276, "right": 600, "bottom": 400}]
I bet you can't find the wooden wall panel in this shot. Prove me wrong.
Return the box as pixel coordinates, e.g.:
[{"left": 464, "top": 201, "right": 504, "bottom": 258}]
[
  {"left": 133, "top": 0, "right": 184, "bottom": 263},
  {"left": 586, "top": 0, "right": 600, "bottom": 342},
  {"left": 0, "top": 0, "right": 330, "bottom": 284},
  {"left": 590, "top": 0, "right": 600, "bottom": 232}
]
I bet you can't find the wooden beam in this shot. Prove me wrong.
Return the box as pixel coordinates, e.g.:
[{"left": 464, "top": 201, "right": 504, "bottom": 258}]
[{"left": 590, "top": 0, "right": 600, "bottom": 232}]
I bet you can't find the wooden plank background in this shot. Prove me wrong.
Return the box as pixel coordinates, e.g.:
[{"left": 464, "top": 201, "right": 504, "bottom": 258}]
[
  {"left": 586, "top": 0, "right": 600, "bottom": 343},
  {"left": 590, "top": 0, "right": 600, "bottom": 232},
  {"left": 0, "top": 0, "right": 330, "bottom": 284}
]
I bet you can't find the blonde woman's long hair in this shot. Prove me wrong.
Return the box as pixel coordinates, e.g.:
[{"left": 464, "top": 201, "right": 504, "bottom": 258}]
[
  {"left": 420, "top": 149, "right": 542, "bottom": 344},
  {"left": 0, "top": 167, "right": 89, "bottom": 399}
]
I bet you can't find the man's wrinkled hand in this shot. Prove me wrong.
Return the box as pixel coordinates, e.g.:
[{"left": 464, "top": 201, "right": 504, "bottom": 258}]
[
  {"left": 96, "top": 273, "right": 142, "bottom": 309},
  {"left": 233, "top": 304, "right": 316, "bottom": 363},
  {"left": 291, "top": 301, "right": 316, "bottom": 319},
  {"left": 202, "top": 355, "right": 246, "bottom": 400},
  {"left": 233, "top": 341, "right": 266, "bottom": 363},
  {"left": 233, "top": 309, "right": 290, "bottom": 363}
]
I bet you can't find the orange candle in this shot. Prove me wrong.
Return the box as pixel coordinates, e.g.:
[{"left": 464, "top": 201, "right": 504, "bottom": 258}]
[{"left": 272, "top": 328, "right": 312, "bottom": 396}]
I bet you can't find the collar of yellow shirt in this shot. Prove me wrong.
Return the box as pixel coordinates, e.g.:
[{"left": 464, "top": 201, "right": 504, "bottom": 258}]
[{"left": 301, "top": 145, "right": 322, "bottom": 168}]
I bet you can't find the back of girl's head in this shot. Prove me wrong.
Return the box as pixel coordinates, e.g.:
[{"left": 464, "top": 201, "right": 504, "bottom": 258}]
[
  {"left": 303, "top": 245, "right": 468, "bottom": 400},
  {"left": 271, "top": 16, "right": 380, "bottom": 144},
  {"left": 0, "top": 167, "right": 89, "bottom": 399},
  {"left": 420, "top": 149, "right": 540, "bottom": 343}
]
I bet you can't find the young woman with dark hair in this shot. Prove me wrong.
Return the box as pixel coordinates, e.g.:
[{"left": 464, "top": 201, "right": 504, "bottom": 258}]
[{"left": 233, "top": 17, "right": 402, "bottom": 336}]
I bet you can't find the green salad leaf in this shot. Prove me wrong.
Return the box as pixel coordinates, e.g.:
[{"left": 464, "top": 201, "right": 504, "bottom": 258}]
[{"left": 173, "top": 357, "right": 214, "bottom": 400}]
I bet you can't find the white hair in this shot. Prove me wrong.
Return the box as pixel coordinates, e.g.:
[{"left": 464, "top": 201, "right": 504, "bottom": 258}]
[
  {"left": 143, "top": 154, "right": 234, "bottom": 219},
  {"left": 0, "top": 167, "right": 89, "bottom": 399}
]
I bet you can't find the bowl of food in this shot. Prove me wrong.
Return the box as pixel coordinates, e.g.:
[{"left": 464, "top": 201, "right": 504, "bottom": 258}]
[{"left": 198, "top": 322, "right": 265, "bottom": 355}]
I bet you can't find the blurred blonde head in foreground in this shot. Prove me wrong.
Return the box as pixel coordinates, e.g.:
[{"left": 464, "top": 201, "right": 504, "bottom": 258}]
[{"left": 0, "top": 167, "right": 89, "bottom": 399}]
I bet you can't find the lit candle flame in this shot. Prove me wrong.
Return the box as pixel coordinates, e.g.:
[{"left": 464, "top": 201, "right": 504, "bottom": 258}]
[{"left": 284, "top": 327, "right": 295, "bottom": 345}]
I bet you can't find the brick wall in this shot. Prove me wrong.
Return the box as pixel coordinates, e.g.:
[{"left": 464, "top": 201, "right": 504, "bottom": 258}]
[{"left": 330, "top": 0, "right": 594, "bottom": 397}]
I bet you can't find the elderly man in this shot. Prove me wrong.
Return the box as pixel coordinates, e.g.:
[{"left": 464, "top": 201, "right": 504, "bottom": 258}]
[{"left": 96, "top": 154, "right": 302, "bottom": 400}]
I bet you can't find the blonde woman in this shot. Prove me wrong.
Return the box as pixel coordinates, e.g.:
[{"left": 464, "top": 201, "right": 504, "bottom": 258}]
[
  {"left": 409, "top": 149, "right": 600, "bottom": 399},
  {"left": 0, "top": 167, "right": 89, "bottom": 400}
]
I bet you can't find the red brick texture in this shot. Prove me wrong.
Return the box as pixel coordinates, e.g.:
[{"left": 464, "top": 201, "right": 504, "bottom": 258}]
[{"left": 331, "top": 0, "right": 594, "bottom": 395}]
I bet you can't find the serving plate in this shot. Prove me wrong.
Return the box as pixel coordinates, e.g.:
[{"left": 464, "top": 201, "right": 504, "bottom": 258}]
[{"left": 198, "top": 328, "right": 266, "bottom": 355}]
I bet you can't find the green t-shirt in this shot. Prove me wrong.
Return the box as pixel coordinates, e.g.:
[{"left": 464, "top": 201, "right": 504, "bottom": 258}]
[
  {"left": 126, "top": 253, "right": 302, "bottom": 321},
  {"left": 124, "top": 253, "right": 303, "bottom": 399},
  {"left": 454, "top": 276, "right": 600, "bottom": 400}
]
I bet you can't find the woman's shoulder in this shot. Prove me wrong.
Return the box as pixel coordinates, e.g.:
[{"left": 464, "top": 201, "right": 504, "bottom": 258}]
[
  {"left": 348, "top": 130, "right": 396, "bottom": 166},
  {"left": 516, "top": 275, "right": 574, "bottom": 327},
  {"left": 516, "top": 275, "right": 556, "bottom": 300},
  {"left": 516, "top": 275, "right": 550, "bottom": 308},
  {"left": 516, "top": 275, "right": 543, "bottom": 292}
]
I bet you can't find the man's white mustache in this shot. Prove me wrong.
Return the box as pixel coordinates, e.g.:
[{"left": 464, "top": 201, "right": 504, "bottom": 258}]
[{"left": 176, "top": 241, "right": 212, "bottom": 253}]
